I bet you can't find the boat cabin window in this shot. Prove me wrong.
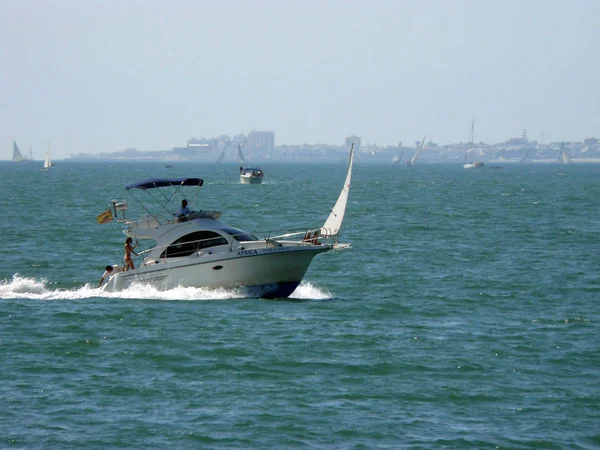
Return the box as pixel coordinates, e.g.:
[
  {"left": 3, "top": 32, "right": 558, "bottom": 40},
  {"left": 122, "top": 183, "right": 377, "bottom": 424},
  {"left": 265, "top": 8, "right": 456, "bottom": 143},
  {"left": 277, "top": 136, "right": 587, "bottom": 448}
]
[
  {"left": 221, "top": 227, "right": 258, "bottom": 242},
  {"left": 160, "top": 231, "right": 228, "bottom": 258}
]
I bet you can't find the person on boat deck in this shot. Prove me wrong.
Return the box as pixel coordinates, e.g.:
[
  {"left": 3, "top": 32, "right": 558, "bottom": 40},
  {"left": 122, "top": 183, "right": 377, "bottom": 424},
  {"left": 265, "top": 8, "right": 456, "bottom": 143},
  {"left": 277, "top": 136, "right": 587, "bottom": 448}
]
[
  {"left": 98, "top": 265, "right": 123, "bottom": 287},
  {"left": 124, "top": 237, "right": 138, "bottom": 271},
  {"left": 239, "top": 165, "right": 243, "bottom": 174},
  {"left": 178, "top": 199, "right": 191, "bottom": 216}
]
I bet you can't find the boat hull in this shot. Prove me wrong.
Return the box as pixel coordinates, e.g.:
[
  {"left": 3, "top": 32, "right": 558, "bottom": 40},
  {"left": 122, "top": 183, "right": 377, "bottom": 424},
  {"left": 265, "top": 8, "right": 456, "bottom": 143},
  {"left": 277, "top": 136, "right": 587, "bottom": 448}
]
[
  {"left": 240, "top": 175, "right": 263, "bottom": 184},
  {"left": 102, "top": 245, "right": 330, "bottom": 298},
  {"left": 463, "top": 161, "right": 485, "bottom": 169}
]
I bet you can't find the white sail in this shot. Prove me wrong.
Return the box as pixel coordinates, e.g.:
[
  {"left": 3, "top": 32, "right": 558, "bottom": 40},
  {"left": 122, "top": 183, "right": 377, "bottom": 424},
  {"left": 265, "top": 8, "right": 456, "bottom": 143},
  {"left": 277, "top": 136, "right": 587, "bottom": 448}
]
[
  {"left": 217, "top": 142, "right": 230, "bottom": 163},
  {"left": 42, "top": 142, "right": 53, "bottom": 169},
  {"left": 13, "top": 141, "right": 24, "bottom": 162},
  {"left": 407, "top": 134, "right": 427, "bottom": 166},
  {"left": 237, "top": 144, "right": 246, "bottom": 163},
  {"left": 463, "top": 119, "right": 485, "bottom": 168},
  {"left": 464, "top": 119, "right": 475, "bottom": 162},
  {"left": 558, "top": 142, "right": 570, "bottom": 164},
  {"left": 321, "top": 144, "right": 354, "bottom": 240}
]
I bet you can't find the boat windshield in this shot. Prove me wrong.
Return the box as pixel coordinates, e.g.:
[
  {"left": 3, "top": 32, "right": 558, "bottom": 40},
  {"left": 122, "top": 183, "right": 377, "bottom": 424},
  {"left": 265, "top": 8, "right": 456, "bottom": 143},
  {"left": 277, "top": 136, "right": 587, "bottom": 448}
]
[{"left": 221, "top": 227, "right": 258, "bottom": 242}]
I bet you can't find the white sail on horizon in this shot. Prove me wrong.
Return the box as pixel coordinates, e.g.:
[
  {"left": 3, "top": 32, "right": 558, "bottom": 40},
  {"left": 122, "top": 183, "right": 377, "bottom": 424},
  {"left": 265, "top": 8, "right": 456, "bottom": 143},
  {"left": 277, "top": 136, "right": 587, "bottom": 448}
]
[
  {"left": 321, "top": 144, "right": 354, "bottom": 240},
  {"left": 13, "top": 141, "right": 24, "bottom": 162},
  {"left": 410, "top": 134, "right": 427, "bottom": 165},
  {"left": 237, "top": 144, "right": 246, "bottom": 163},
  {"left": 558, "top": 142, "right": 571, "bottom": 164}
]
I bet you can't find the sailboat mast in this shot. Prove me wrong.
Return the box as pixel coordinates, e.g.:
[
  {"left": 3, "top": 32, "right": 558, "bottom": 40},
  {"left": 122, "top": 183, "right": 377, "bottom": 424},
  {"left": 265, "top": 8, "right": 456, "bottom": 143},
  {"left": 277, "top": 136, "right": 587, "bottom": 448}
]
[
  {"left": 411, "top": 133, "right": 427, "bottom": 164},
  {"left": 465, "top": 118, "right": 475, "bottom": 161},
  {"left": 13, "top": 141, "right": 24, "bottom": 162},
  {"left": 237, "top": 144, "right": 246, "bottom": 163}
]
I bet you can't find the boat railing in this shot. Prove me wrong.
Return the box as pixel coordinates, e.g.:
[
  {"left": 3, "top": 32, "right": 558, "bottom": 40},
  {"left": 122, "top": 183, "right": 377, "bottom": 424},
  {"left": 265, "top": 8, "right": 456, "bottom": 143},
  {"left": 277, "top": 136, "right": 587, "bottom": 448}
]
[
  {"left": 137, "top": 227, "right": 333, "bottom": 265},
  {"left": 267, "top": 227, "right": 336, "bottom": 246},
  {"left": 168, "top": 210, "right": 222, "bottom": 224},
  {"left": 139, "top": 234, "right": 232, "bottom": 265}
]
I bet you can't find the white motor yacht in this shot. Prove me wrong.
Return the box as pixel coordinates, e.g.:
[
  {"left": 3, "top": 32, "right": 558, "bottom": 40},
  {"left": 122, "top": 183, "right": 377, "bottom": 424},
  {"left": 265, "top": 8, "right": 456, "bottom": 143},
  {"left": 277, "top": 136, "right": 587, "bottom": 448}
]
[
  {"left": 240, "top": 167, "right": 264, "bottom": 184},
  {"left": 463, "top": 161, "right": 485, "bottom": 169},
  {"left": 100, "top": 146, "right": 354, "bottom": 298}
]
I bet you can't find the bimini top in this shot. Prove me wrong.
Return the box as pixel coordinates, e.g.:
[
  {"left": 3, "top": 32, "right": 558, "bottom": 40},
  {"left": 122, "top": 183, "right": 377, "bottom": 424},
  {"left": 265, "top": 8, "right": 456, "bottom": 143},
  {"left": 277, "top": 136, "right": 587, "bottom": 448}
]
[{"left": 125, "top": 177, "right": 204, "bottom": 190}]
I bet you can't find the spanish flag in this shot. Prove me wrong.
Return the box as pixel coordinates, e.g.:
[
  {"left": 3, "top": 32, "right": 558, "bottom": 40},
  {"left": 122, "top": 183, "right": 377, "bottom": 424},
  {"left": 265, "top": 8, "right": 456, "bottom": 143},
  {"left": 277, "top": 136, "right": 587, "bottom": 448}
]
[{"left": 96, "top": 209, "right": 113, "bottom": 224}]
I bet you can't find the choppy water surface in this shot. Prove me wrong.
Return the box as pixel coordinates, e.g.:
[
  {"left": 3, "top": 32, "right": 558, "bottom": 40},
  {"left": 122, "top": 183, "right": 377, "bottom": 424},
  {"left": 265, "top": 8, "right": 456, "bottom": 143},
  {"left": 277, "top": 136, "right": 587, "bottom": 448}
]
[{"left": 1, "top": 160, "right": 599, "bottom": 449}]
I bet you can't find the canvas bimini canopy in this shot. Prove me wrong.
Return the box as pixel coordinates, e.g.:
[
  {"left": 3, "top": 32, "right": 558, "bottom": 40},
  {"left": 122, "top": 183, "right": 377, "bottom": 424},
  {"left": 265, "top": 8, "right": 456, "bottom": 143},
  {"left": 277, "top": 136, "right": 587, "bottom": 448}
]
[
  {"left": 116, "top": 177, "right": 205, "bottom": 223},
  {"left": 125, "top": 177, "right": 204, "bottom": 190}
]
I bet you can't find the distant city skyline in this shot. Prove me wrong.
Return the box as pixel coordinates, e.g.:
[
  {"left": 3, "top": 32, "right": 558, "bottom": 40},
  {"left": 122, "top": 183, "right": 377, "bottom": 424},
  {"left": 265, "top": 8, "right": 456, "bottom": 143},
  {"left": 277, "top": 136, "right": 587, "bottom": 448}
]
[
  {"left": 7, "top": 128, "right": 599, "bottom": 162},
  {"left": 2, "top": 0, "right": 599, "bottom": 160}
]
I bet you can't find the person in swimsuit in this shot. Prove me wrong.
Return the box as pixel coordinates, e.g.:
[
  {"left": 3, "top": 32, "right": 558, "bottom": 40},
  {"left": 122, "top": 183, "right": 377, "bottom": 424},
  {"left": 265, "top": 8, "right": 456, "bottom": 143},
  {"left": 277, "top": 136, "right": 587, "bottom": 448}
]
[{"left": 124, "top": 237, "right": 138, "bottom": 271}]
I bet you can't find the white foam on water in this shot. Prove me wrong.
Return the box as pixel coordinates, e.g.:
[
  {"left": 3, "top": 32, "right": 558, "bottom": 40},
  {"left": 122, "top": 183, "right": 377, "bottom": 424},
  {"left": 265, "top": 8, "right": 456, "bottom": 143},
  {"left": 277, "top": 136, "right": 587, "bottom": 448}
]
[
  {"left": 1, "top": 275, "right": 332, "bottom": 301},
  {"left": 289, "top": 282, "right": 332, "bottom": 300},
  {"left": 0, "top": 274, "right": 49, "bottom": 296},
  {"left": 0, "top": 274, "right": 240, "bottom": 301}
]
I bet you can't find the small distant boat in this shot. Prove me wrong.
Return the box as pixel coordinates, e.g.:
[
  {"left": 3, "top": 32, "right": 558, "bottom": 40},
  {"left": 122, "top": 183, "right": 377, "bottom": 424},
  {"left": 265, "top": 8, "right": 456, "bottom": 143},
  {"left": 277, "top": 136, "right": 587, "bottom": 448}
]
[
  {"left": 237, "top": 144, "right": 263, "bottom": 183},
  {"left": 42, "top": 153, "right": 53, "bottom": 169},
  {"left": 98, "top": 145, "right": 355, "bottom": 298},
  {"left": 237, "top": 143, "right": 246, "bottom": 164},
  {"left": 520, "top": 150, "right": 530, "bottom": 164},
  {"left": 463, "top": 119, "right": 485, "bottom": 169},
  {"left": 557, "top": 142, "right": 571, "bottom": 164},
  {"left": 12, "top": 141, "right": 26, "bottom": 162},
  {"left": 41, "top": 142, "right": 55, "bottom": 170},
  {"left": 392, "top": 151, "right": 403, "bottom": 164},
  {"left": 240, "top": 167, "right": 264, "bottom": 184},
  {"left": 406, "top": 134, "right": 427, "bottom": 166},
  {"left": 216, "top": 142, "right": 232, "bottom": 163}
]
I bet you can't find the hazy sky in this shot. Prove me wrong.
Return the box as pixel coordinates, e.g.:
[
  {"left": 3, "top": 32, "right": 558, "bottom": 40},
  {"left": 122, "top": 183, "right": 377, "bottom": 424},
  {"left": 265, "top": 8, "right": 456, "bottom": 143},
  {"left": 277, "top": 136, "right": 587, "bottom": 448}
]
[{"left": 1, "top": 0, "right": 599, "bottom": 159}]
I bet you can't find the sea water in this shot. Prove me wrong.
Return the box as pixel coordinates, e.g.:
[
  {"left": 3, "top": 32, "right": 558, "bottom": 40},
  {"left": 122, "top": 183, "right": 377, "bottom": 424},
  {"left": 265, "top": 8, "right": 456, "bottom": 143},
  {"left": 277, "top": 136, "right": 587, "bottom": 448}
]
[{"left": 1, "top": 160, "right": 599, "bottom": 449}]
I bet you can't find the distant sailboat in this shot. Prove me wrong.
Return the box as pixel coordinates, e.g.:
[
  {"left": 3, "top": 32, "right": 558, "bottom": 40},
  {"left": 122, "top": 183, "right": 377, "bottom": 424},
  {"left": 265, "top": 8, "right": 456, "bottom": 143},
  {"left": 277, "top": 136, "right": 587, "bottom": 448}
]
[
  {"left": 12, "top": 141, "right": 25, "bottom": 162},
  {"left": 463, "top": 119, "right": 484, "bottom": 169},
  {"left": 216, "top": 142, "right": 231, "bottom": 163},
  {"left": 520, "top": 150, "right": 530, "bottom": 164},
  {"left": 237, "top": 144, "right": 246, "bottom": 163},
  {"left": 392, "top": 151, "right": 403, "bottom": 164},
  {"left": 42, "top": 142, "right": 54, "bottom": 169},
  {"left": 557, "top": 142, "right": 571, "bottom": 164},
  {"left": 43, "top": 152, "right": 53, "bottom": 169},
  {"left": 406, "top": 134, "right": 427, "bottom": 166}
]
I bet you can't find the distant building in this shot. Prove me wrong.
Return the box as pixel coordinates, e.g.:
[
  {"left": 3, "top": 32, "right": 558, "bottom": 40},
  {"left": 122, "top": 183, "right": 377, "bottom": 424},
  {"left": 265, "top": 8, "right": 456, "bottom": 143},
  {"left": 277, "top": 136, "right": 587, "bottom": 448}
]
[
  {"left": 169, "top": 137, "right": 214, "bottom": 159},
  {"left": 505, "top": 129, "right": 531, "bottom": 147},
  {"left": 247, "top": 130, "right": 275, "bottom": 156},
  {"left": 345, "top": 136, "right": 361, "bottom": 150}
]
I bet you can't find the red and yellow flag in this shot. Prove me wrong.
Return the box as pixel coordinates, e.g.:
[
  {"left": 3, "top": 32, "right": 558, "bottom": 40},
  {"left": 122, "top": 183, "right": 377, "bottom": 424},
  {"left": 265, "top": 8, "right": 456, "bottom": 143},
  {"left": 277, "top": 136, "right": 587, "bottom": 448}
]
[{"left": 96, "top": 209, "right": 113, "bottom": 224}]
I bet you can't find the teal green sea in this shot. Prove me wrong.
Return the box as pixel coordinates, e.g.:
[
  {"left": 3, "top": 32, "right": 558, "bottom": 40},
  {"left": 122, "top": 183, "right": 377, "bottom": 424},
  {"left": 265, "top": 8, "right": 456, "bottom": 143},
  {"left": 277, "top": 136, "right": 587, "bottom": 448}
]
[{"left": 1, "top": 160, "right": 599, "bottom": 449}]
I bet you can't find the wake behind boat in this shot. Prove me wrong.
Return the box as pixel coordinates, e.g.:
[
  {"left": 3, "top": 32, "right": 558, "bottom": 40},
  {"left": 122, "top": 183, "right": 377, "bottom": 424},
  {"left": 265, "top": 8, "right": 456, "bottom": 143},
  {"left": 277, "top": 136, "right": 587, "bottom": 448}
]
[{"left": 98, "top": 146, "right": 355, "bottom": 298}]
